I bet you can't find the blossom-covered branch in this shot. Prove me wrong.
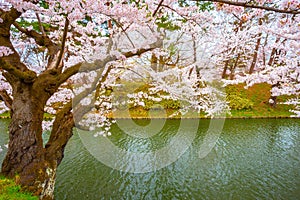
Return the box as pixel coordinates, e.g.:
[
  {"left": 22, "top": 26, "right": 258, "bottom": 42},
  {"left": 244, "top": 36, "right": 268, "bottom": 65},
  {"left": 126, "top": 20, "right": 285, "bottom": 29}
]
[
  {"left": 196, "top": 0, "right": 300, "bottom": 14},
  {"left": 56, "top": 38, "right": 163, "bottom": 87}
]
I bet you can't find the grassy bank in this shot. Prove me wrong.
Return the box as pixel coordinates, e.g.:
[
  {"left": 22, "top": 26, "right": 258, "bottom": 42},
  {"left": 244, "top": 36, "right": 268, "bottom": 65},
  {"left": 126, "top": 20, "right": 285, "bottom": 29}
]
[
  {"left": 0, "top": 112, "right": 54, "bottom": 120},
  {"left": 0, "top": 83, "right": 296, "bottom": 120},
  {"left": 111, "top": 83, "right": 295, "bottom": 119},
  {"left": 224, "top": 83, "right": 294, "bottom": 118},
  {"left": 0, "top": 176, "right": 37, "bottom": 200}
]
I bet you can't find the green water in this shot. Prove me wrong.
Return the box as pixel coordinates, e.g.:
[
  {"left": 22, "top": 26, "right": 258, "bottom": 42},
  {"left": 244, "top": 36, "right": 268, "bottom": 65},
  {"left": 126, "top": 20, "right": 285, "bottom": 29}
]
[{"left": 0, "top": 119, "right": 300, "bottom": 199}]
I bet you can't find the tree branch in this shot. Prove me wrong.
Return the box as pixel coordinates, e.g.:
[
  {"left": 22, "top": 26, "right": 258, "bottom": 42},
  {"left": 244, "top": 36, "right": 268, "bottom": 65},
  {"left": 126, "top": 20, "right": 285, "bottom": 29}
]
[
  {"left": 0, "top": 8, "right": 35, "bottom": 82},
  {"left": 195, "top": 0, "right": 300, "bottom": 14},
  {"left": 54, "top": 17, "right": 69, "bottom": 70},
  {"left": 12, "top": 21, "right": 59, "bottom": 57},
  {"left": 0, "top": 89, "right": 13, "bottom": 110},
  {"left": 35, "top": 12, "right": 46, "bottom": 36},
  {"left": 0, "top": 8, "right": 21, "bottom": 32},
  {"left": 113, "top": 20, "right": 135, "bottom": 48},
  {"left": 56, "top": 39, "right": 163, "bottom": 86},
  {"left": 45, "top": 100, "right": 74, "bottom": 165},
  {"left": 153, "top": 0, "right": 165, "bottom": 17},
  {"left": 161, "top": 4, "right": 202, "bottom": 27},
  {"left": 0, "top": 59, "right": 37, "bottom": 82}
]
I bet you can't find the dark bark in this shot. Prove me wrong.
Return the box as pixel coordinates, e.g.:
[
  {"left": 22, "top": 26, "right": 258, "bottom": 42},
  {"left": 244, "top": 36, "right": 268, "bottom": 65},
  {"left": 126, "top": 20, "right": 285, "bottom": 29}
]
[
  {"left": 221, "top": 60, "right": 229, "bottom": 79},
  {"left": 1, "top": 76, "right": 74, "bottom": 200},
  {"left": 150, "top": 53, "right": 158, "bottom": 72},
  {"left": 249, "top": 19, "right": 263, "bottom": 74},
  {"left": 158, "top": 55, "right": 164, "bottom": 71},
  {"left": 267, "top": 37, "right": 281, "bottom": 66},
  {"left": 1, "top": 80, "right": 45, "bottom": 191},
  {"left": 229, "top": 53, "right": 240, "bottom": 80},
  {"left": 269, "top": 84, "right": 279, "bottom": 108},
  {"left": 0, "top": 89, "right": 12, "bottom": 110},
  {"left": 262, "top": 34, "right": 269, "bottom": 66},
  {"left": 222, "top": 19, "right": 240, "bottom": 80}
]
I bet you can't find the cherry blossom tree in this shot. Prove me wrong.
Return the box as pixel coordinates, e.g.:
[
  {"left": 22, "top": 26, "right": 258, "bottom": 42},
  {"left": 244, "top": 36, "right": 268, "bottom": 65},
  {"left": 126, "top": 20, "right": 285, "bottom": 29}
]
[
  {"left": 0, "top": 0, "right": 299, "bottom": 199},
  {"left": 214, "top": 0, "right": 300, "bottom": 115}
]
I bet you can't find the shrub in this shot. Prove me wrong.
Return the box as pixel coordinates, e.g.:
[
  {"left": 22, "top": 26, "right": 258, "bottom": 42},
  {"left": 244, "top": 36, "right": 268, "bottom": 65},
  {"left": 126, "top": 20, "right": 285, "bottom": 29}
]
[
  {"left": 227, "top": 94, "right": 254, "bottom": 110},
  {"left": 160, "top": 99, "right": 181, "bottom": 109}
]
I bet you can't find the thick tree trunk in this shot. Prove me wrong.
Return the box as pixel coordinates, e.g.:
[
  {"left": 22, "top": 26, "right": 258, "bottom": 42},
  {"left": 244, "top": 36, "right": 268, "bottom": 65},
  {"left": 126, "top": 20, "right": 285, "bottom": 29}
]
[{"left": 1, "top": 81, "right": 74, "bottom": 200}]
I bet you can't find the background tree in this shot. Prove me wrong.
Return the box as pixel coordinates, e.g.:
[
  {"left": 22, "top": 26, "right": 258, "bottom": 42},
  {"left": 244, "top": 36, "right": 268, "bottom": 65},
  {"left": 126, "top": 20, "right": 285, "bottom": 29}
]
[{"left": 227, "top": 4, "right": 299, "bottom": 110}]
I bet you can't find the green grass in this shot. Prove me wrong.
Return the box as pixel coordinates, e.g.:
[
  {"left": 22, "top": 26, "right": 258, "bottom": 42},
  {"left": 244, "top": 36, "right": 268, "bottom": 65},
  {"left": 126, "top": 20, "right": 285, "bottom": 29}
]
[
  {"left": 225, "top": 83, "right": 294, "bottom": 118},
  {"left": 0, "top": 112, "right": 10, "bottom": 119},
  {"left": 0, "top": 176, "right": 38, "bottom": 200},
  {"left": 0, "top": 112, "right": 53, "bottom": 120},
  {"left": 43, "top": 112, "right": 54, "bottom": 120}
]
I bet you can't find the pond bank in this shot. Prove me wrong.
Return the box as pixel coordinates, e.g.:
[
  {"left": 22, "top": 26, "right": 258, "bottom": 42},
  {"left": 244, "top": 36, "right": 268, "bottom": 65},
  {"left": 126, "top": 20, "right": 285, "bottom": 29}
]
[
  {"left": 0, "top": 112, "right": 298, "bottom": 120},
  {"left": 1, "top": 83, "right": 297, "bottom": 120},
  {"left": 0, "top": 115, "right": 297, "bottom": 120},
  {"left": 0, "top": 176, "right": 37, "bottom": 200}
]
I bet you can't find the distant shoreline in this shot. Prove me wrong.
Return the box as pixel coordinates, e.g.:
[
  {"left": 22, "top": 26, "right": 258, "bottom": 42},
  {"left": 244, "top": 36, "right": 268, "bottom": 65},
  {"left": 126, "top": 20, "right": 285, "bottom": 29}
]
[{"left": 0, "top": 115, "right": 297, "bottom": 120}]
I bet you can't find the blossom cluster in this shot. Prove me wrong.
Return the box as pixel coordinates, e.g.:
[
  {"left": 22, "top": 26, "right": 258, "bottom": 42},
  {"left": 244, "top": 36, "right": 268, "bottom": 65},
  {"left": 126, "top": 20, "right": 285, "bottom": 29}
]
[{"left": 0, "top": 46, "right": 13, "bottom": 57}]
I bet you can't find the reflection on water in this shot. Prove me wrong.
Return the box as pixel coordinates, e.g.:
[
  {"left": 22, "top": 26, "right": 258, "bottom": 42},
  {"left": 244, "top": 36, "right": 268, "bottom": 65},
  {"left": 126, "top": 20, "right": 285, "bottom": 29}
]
[{"left": 0, "top": 119, "right": 300, "bottom": 199}]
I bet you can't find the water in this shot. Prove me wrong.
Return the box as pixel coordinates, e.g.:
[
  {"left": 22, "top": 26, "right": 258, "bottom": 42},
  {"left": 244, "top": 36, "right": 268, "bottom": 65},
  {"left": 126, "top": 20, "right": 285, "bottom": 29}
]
[{"left": 0, "top": 119, "right": 300, "bottom": 199}]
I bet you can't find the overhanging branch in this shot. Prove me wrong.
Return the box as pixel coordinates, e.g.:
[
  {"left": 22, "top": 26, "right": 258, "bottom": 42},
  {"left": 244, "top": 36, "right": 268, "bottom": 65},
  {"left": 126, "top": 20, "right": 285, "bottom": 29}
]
[
  {"left": 56, "top": 39, "right": 163, "bottom": 86},
  {"left": 153, "top": 0, "right": 165, "bottom": 17},
  {"left": 195, "top": 0, "right": 300, "bottom": 14}
]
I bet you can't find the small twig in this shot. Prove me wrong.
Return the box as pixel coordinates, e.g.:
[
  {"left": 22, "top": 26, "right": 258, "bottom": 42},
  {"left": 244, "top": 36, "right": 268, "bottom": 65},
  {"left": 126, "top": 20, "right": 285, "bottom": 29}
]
[
  {"left": 113, "top": 19, "right": 135, "bottom": 48},
  {"left": 35, "top": 13, "right": 46, "bottom": 36},
  {"left": 153, "top": 0, "right": 164, "bottom": 17},
  {"left": 115, "top": 66, "right": 149, "bottom": 82},
  {"left": 161, "top": 4, "right": 202, "bottom": 27}
]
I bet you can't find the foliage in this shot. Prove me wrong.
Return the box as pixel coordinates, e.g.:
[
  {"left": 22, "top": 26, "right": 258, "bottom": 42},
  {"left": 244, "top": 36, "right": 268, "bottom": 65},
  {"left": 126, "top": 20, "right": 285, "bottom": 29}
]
[
  {"left": 227, "top": 94, "right": 254, "bottom": 110},
  {"left": 160, "top": 99, "right": 181, "bottom": 110},
  {"left": 226, "top": 84, "right": 253, "bottom": 110},
  {"left": 127, "top": 83, "right": 181, "bottom": 110},
  {"left": 225, "top": 83, "right": 294, "bottom": 117}
]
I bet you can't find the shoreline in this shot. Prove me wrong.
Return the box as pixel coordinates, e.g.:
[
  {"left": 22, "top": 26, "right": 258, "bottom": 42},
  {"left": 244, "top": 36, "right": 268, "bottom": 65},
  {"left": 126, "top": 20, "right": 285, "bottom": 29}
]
[{"left": 0, "top": 116, "right": 298, "bottom": 120}]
